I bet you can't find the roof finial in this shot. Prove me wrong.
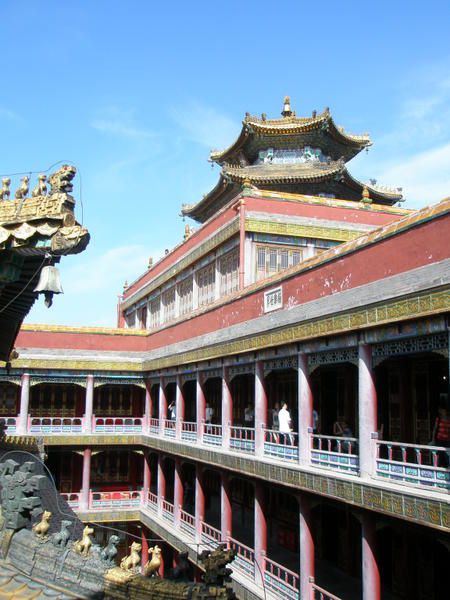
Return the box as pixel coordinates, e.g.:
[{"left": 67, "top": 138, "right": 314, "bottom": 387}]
[
  {"left": 361, "top": 185, "right": 372, "bottom": 206},
  {"left": 184, "top": 224, "right": 191, "bottom": 240},
  {"left": 281, "top": 96, "right": 293, "bottom": 118}
]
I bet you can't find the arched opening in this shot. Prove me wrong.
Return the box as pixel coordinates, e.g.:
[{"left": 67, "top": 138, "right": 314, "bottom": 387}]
[
  {"left": 30, "top": 383, "right": 84, "bottom": 417},
  {"left": 267, "top": 485, "right": 299, "bottom": 573},
  {"left": 203, "top": 469, "right": 221, "bottom": 530},
  {"left": 230, "top": 477, "right": 254, "bottom": 549},
  {"left": 0, "top": 381, "right": 20, "bottom": 416},
  {"left": 180, "top": 462, "right": 195, "bottom": 515},
  {"left": 230, "top": 373, "right": 254, "bottom": 426},
  {"left": 183, "top": 379, "right": 196, "bottom": 423},
  {"left": 150, "top": 383, "right": 159, "bottom": 418},
  {"left": 203, "top": 377, "right": 222, "bottom": 424},
  {"left": 93, "top": 384, "right": 145, "bottom": 417}
]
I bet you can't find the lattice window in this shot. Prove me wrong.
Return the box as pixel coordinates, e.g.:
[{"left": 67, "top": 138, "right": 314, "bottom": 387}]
[
  {"left": 197, "top": 262, "right": 215, "bottom": 307},
  {"left": 255, "top": 244, "right": 304, "bottom": 281},
  {"left": 219, "top": 249, "right": 239, "bottom": 296},
  {"left": 30, "top": 385, "right": 77, "bottom": 416},
  {"left": 162, "top": 286, "right": 176, "bottom": 322},
  {"left": 0, "top": 384, "right": 18, "bottom": 415},
  {"left": 149, "top": 296, "right": 161, "bottom": 329},
  {"left": 178, "top": 276, "right": 193, "bottom": 316},
  {"left": 94, "top": 385, "right": 132, "bottom": 416},
  {"left": 138, "top": 305, "right": 147, "bottom": 329}
]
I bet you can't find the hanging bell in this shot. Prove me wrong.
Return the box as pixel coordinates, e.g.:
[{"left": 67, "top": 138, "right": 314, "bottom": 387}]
[{"left": 33, "top": 265, "right": 63, "bottom": 307}]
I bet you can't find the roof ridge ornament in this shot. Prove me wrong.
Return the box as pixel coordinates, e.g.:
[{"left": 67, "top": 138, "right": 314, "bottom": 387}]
[{"left": 281, "top": 96, "right": 293, "bottom": 118}]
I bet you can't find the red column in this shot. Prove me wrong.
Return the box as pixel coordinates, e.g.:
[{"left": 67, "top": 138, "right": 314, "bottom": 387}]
[
  {"left": 196, "top": 372, "right": 205, "bottom": 443},
  {"left": 176, "top": 375, "right": 184, "bottom": 440},
  {"left": 195, "top": 465, "right": 205, "bottom": 543},
  {"left": 221, "top": 472, "right": 232, "bottom": 542},
  {"left": 358, "top": 344, "right": 377, "bottom": 478},
  {"left": 159, "top": 551, "right": 165, "bottom": 578},
  {"left": 83, "top": 375, "right": 94, "bottom": 433},
  {"left": 159, "top": 377, "right": 167, "bottom": 434},
  {"left": 174, "top": 458, "right": 183, "bottom": 525},
  {"left": 238, "top": 198, "right": 246, "bottom": 290},
  {"left": 254, "top": 481, "right": 267, "bottom": 584},
  {"left": 144, "top": 379, "right": 152, "bottom": 433},
  {"left": 255, "top": 361, "right": 267, "bottom": 456},
  {"left": 298, "top": 353, "right": 313, "bottom": 465},
  {"left": 157, "top": 455, "right": 166, "bottom": 515},
  {"left": 142, "top": 450, "right": 150, "bottom": 505},
  {"left": 141, "top": 527, "right": 149, "bottom": 571},
  {"left": 17, "top": 373, "right": 30, "bottom": 434},
  {"left": 361, "top": 513, "right": 380, "bottom": 600},
  {"left": 80, "top": 448, "right": 91, "bottom": 510},
  {"left": 222, "top": 367, "right": 232, "bottom": 449},
  {"left": 299, "top": 494, "right": 315, "bottom": 600}
]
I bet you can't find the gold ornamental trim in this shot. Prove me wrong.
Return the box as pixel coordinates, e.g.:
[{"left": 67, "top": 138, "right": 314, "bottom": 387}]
[
  {"left": 9, "top": 288, "right": 450, "bottom": 372},
  {"left": 245, "top": 217, "right": 364, "bottom": 242},
  {"left": 21, "top": 323, "right": 147, "bottom": 335}
]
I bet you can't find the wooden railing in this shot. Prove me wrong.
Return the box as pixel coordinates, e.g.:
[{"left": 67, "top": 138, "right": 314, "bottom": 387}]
[
  {"left": 161, "top": 498, "right": 174, "bottom": 521},
  {"left": 60, "top": 491, "right": 81, "bottom": 509},
  {"left": 228, "top": 536, "right": 255, "bottom": 577},
  {"left": 149, "top": 417, "right": 160, "bottom": 434},
  {"left": 310, "top": 579, "right": 343, "bottom": 600},
  {"left": 264, "top": 556, "right": 300, "bottom": 599},
  {"left": 200, "top": 521, "right": 221, "bottom": 546},
  {"left": 0, "top": 416, "right": 17, "bottom": 434},
  {"left": 181, "top": 421, "right": 197, "bottom": 442},
  {"left": 93, "top": 416, "right": 143, "bottom": 433},
  {"left": 230, "top": 426, "right": 255, "bottom": 453},
  {"left": 202, "top": 423, "right": 222, "bottom": 446},
  {"left": 179, "top": 508, "right": 196, "bottom": 537},
  {"left": 28, "top": 416, "right": 83, "bottom": 434},
  {"left": 264, "top": 429, "right": 298, "bottom": 461},
  {"left": 163, "top": 419, "right": 176, "bottom": 438},
  {"left": 311, "top": 434, "right": 359, "bottom": 474},
  {"left": 90, "top": 490, "right": 142, "bottom": 509}
]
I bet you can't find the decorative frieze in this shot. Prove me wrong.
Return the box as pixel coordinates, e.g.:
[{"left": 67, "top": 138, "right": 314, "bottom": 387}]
[
  {"left": 93, "top": 377, "right": 145, "bottom": 389},
  {"left": 309, "top": 348, "right": 358, "bottom": 372},
  {"left": 372, "top": 333, "right": 448, "bottom": 367},
  {"left": 229, "top": 363, "right": 255, "bottom": 380},
  {"left": 264, "top": 356, "right": 298, "bottom": 372},
  {"left": 201, "top": 368, "right": 223, "bottom": 381},
  {"left": 29, "top": 376, "right": 87, "bottom": 388}
]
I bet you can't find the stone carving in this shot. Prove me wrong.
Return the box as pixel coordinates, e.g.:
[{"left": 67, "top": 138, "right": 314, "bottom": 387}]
[
  {"left": 32, "top": 174, "right": 47, "bottom": 197},
  {"left": 199, "top": 545, "right": 236, "bottom": 586},
  {"left": 51, "top": 519, "right": 73, "bottom": 548},
  {"left": 0, "top": 177, "right": 11, "bottom": 200},
  {"left": 120, "top": 541, "right": 141, "bottom": 572},
  {"left": 100, "top": 534, "right": 120, "bottom": 566},
  {"left": 73, "top": 524, "right": 94, "bottom": 556},
  {"left": 169, "top": 551, "right": 190, "bottom": 582},
  {"left": 143, "top": 544, "right": 161, "bottom": 577},
  {"left": 47, "top": 164, "right": 76, "bottom": 195},
  {"left": 0, "top": 459, "right": 45, "bottom": 530},
  {"left": 14, "top": 176, "right": 29, "bottom": 199},
  {"left": 32, "top": 510, "right": 52, "bottom": 538}
]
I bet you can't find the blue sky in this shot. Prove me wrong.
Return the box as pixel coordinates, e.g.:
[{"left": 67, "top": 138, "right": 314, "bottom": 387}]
[{"left": 1, "top": 0, "right": 449, "bottom": 327}]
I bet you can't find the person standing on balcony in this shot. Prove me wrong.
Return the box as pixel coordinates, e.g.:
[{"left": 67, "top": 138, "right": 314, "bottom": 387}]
[
  {"left": 205, "top": 403, "right": 213, "bottom": 424},
  {"left": 244, "top": 404, "right": 254, "bottom": 426},
  {"left": 278, "top": 402, "right": 292, "bottom": 445},
  {"left": 168, "top": 401, "right": 176, "bottom": 420},
  {"left": 432, "top": 406, "right": 450, "bottom": 466}
]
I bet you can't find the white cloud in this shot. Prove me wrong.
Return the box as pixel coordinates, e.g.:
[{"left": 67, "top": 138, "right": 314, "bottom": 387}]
[
  {"left": 169, "top": 101, "right": 239, "bottom": 149},
  {"left": 0, "top": 107, "right": 23, "bottom": 123},
  {"left": 91, "top": 106, "right": 155, "bottom": 139}
]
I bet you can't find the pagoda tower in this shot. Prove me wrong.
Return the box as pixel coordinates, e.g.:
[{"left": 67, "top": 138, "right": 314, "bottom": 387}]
[{"left": 182, "top": 97, "right": 403, "bottom": 223}]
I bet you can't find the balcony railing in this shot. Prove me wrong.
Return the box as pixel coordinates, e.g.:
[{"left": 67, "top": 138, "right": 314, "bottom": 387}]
[
  {"left": 147, "top": 491, "right": 159, "bottom": 512},
  {"left": 200, "top": 521, "right": 221, "bottom": 546},
  {"left": 264, "top": 429, "right": 299, "bottom": 462},
  {"left": 93, "top": 416, "right": 143, "bottom": 434},
  {"left": 375, "top": 439, "right": 450, "bottom": 491},
  {"left": 311, "top": 434, "right": 359, "bottom": 474},
  {"left": 60, "top": 491, "right": 81, "bottom": 509},
  {"left": 264, "top": 556, "right": 300, "bottom": 600},
  {"left": 181, "top": 421, "right": 197, "bottom": 442},
  {"left": 29, "top": 416, "right": 83, "bottom": 434},
  {"left": 90, "top": 489, "right": 142, "bottom": 509},
  {"left": 163, "top": 419, "right": 176, "bottom": 438},
  {"left": 202, "top": 423, "right": 222, "bottom": 447},
  {"left": 161, "top": 498, "right": 174, "bottom": 521},
  {"left": 310, "top": 579, "right": 342, "bottom": 600},
  {"left": 0, "top": 416, "right": 17, "bottom": 434},
  {"left": 230, "top": 426, "right": 255, "bottom": 454},
  {"left": 228, "top": 537, "right": 255, "bottom": 577},
  {"left": 149, "top": 417, "right": 160, "bottom": 434},
  {"left": 179, "top": 508, "right": 196, "bottom": 537}
]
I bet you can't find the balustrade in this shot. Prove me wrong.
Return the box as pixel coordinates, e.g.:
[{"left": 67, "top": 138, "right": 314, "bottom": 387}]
[
  {"left": 163, "top": 419, "right": 176, "bottom": 438},
  {"left": 181, "top": 421, "right": 197, "bottom": 442},
  {"left": 0, "top": 416, "right": 17, "bottom": 434},
  {"left": 230, "top": 426, "right": 255, "bottom": 454},
  {"left": 202, "top": 423, "right": 222, "bottom": 446},
  {"left": 60, "top": 491, "right": 81, "bottom": 509},
  {"left": 375, "top": 439, "right": 450, "bottom": 491},
  {"left": 147, "top": 491, "right": 159, "bottom": 512},
  {"left": 264, "top": 557, "right": 300, "bottom": 600},
  {"left": 200, "top": 521, "right": 222, "bottom": 546},
  {"left": 29, "top": 416, "right": 83, "bottom": 434},
  {"left": 149, "top": 417, "right": 160, "bottom": 434},
  {"left": 311, "top": 434, "right": 359, "bottom": 474},
  {"left": 90, "top": 490, "right": 142, "bottom": 509},
  {"left": 179, "top": 508, "right": 196, "bottom": 537},
  {"left": 93, "top": 416, "right": 143, "bottom": 433},
  {"left": 310, "top": 580, "right": 343, "bottom": 600},
  {"left": 228, "top": 537, "right": 255, "bottom": 577},
  {"left": 161, "top": 498, "right": 174, "bottom": 521},
  {"left": 263, "top": 429, "right": 298, "bottom": 462}
]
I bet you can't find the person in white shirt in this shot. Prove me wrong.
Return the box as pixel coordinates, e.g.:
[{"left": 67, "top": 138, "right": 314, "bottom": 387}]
[
  {"left": 278, "top": 402, "right": 292, "bottom": 444},
  {"left": 205, "top": 403, "right": 214, "bottom": 424}
]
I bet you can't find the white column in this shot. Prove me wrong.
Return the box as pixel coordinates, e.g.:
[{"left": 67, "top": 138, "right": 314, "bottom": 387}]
[
  {"left": 255, "top": 361, "right": 267, "bottom": 456},
  {"left": 222, "top": 367, "right": 232, "bottom": 449},
  {"left": 298, "top": 353, "right": 313, "bottom": 465},
  {"left": 299, "top": 495, "right": 315, "bottom": 600},
  {"left": 80, "top": 448, "right": 91, "bottom": 511},
  {"left": 17, "top": 373, "right": 30, "bottom": 434},
  {"left": 358, "top": 343, "right": 377, "bottom": 479},
  {"left": 83, "top": 375, "right": 94, "bottom": 433}
]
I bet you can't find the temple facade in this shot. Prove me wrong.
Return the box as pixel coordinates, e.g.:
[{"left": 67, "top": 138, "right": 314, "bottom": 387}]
[{"left": 0, "top": 101, "right": 449, "bottom": 600}]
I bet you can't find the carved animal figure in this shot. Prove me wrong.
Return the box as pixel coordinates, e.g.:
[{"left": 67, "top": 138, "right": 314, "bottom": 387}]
[
  {"left": 100, "top": 535, "right": 120, "bottom": 565},
  {"left": 51, "top": 520, "right": 72, "bottom": 548},
  {"left": 47, "top": 164, "right": 76, "bottom": 194},
  {"left": 120, "top": 541, "right": 142, "bottom": 571},
  {"left": 14, "top": 176, "right": 29, "bottom": 199},
  {"left": 32, "top": 174, "right": 47, "bottom": 197},
  {"left": 143, "top": 544, "right": 162, "bottom": 577},
  {"left": 0, "top": 177, "right": 10, "bottom": 200},
  {"left": 73, "top": 525, "right": 94, "bottom": 556},
  {"left": 32, "top": 510, "right": 52, "bottom": 538}
]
